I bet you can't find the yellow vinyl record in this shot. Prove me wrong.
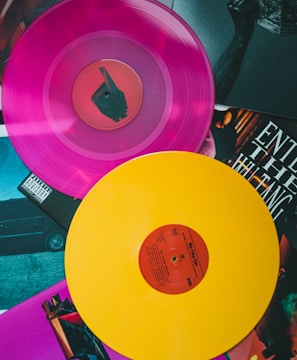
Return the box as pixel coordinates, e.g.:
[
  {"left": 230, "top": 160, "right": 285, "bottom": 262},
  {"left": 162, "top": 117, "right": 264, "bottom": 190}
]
[{"left": 65, "top": 151, "right": 280, "bottom": 360}]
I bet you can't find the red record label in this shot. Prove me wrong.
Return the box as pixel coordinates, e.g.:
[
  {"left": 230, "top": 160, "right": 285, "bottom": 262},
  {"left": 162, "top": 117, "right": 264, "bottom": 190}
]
[
  {"left": 72, "top": 59, "right": 143, "bottom": 130},
  {"left": 139, "top": 224, "right": 209, "bottom": 294}
]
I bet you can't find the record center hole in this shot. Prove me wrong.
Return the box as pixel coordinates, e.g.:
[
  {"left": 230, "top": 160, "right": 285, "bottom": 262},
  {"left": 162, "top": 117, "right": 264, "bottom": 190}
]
[{"left": 171, "top": 256, "right": 177, "bottom": 263}]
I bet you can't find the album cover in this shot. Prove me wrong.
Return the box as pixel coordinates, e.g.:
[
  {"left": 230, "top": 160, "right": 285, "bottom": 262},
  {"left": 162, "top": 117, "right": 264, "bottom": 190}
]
[
  {"left": 173, "top": 0, "right": 297, "bottom": 119},
  {"left": 0, "top": 125, "right": 66, "bottom": 311},
  {"left": 207, "top": 106, "right": 297, "bottom": 359},
  {"left": 0, "top": 279, "right": 128, "bottom": 360},
  {"left": 210, "top": 106, "right": 297, "bottom": 247},
  {"left": 19, "top": 173, "right": 81, "bottom": 230}
]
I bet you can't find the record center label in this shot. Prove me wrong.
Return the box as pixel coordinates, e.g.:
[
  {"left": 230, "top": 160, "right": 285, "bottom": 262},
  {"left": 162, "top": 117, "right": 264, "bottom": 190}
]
[
  {"left": 139, "top": 224, "right": 209, "bottom": 294},
  {"left": 72, "top": 59, "right": 143, "bottom": 130}
]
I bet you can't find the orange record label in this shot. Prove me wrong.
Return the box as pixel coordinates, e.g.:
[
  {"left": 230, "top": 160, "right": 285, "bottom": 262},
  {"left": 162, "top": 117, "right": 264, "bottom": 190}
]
[{"left": 139, "top": 224, "right": 209, "bottom": 294}]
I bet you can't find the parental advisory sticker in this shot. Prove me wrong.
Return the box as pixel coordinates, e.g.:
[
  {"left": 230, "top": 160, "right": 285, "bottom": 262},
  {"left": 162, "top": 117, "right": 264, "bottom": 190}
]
[{"left": 20, "top": 174, "right": 53, "bottom": 204}]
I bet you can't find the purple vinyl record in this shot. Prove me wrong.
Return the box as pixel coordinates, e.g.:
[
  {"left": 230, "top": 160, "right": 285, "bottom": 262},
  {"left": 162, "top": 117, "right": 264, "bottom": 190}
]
[{"left": 2, "top": 0, "right": 214, "bottom": 198}]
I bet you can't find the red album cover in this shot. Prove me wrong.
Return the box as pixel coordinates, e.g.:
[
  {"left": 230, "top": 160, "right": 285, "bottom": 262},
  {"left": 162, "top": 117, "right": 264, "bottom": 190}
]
[{"left": 173, "top": 0, "right": 297, "bottom": 120}]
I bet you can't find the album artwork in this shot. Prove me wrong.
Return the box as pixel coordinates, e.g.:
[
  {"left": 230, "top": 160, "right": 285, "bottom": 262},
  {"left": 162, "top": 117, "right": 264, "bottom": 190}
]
[
  {"left": 210, "top": 106, "right": 297, "bottom": 248},
  {"left": 173, "top": 0, "right": 297, "bottom": 120},
  {"left": 19, "top": 173, "right": 81, "bottom": 230},
  {"left": 0, "top": 126, "right": 66, "bottom": 311},
  {"left": 208, "top": 106, "right": 297, "bottom": 359},
  {"left": 0, "top": 280, "right": 129, "bottom": 360}
]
